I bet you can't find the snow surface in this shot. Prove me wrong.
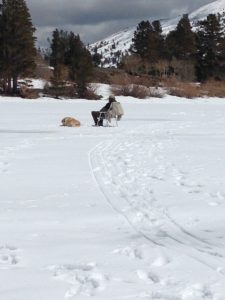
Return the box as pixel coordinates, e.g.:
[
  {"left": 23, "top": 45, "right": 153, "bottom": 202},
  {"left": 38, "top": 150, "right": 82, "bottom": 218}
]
[
  {"left": 1, "top": 92, "right": 225, "bottom": 300},
  {"left": 28, "top": 79, "right": 47, "bottom": 89},
  {"left": 18, "top": 78, "right": 47, "bottom": 90}
]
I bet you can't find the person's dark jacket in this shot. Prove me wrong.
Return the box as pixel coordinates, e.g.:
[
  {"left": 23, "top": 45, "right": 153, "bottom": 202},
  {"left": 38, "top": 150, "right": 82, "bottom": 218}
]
[{"left": 100, "top": 99, "right": 116, "bottom": 113}]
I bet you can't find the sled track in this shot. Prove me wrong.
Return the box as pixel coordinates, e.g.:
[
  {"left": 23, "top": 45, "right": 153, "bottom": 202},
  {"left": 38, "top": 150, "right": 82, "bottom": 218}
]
[
  {"left": 89, "top": 141, "right": 163, "bottom": 247},
  {"left": 89, "top": 127, "right": 225, "bottom": 276}
]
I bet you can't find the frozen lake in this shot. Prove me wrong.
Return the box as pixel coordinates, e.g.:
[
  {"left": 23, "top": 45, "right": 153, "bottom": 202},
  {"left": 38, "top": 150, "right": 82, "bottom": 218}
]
[{"left": 0, "top": 95, "right": 225, "bottom": 299}]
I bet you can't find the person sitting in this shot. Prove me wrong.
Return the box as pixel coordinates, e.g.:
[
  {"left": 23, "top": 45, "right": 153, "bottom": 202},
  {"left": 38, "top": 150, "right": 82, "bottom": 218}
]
[{"left": 91, "top": 95, "right": 117, "bottom": 126}]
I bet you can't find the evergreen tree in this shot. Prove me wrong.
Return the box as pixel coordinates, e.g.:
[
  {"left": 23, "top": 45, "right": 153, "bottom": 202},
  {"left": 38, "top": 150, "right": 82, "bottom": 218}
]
[
  {"left": 92, "top": 52, "right": 102, "bottom": 67},
  {"left": 152, "top": 20, "right": 165, "bottom": 59},
  {"left": 0, "top": 0, "right": 36, "bottom": 94},
  {"left": 196, "top": 14, "right": 225, "bottom": 81},
  {"left": 49, "top": 30, "right": 93, "bottom": 98},
  {"left": 132, "top": 21, "right": 154, "bottom": 61},
  {"left": 92, "top": 47, "right": 102, "bottom": 67},
  {"left": 152, "top": 20, "right": 162, "bottom": 34},
  {"left": 165, "top": 14, "right": 196, "bottom": 60},
  {"left": 66, "top": 33, "right": 93, "bottom": 97},
  {"left": 0, "top": 7, "right": 5, "bottom": 91},
  {"left": 50, "top": 29, "right": 69, "bottom": 67},
  {"left": 132, "top": 20, "right": 165, "bottom": 63}
]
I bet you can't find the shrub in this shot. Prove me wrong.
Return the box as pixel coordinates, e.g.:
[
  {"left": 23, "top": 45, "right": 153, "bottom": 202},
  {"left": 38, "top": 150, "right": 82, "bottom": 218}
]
[
  {"left": 19, "top": 86, "right": 40, "bottom": 99},
  {"left": 43, "top": 82, "right": 76, "bottom": 99},
  {"left": 168, "top": 85, "right": 201, "bottom": 99},
  {"left": 43, "top": 82, "right": 102, "bottom": 100},
  {"left": 83, "top": 84, "right": 102, "bottom": 100},
  {"left": 132, "top": 75, "right": 160, "bottom": 87},
  {"left": 201, "top": 80, "right": 225, "bottom": 98},
  {"left": 111, "top": 84, "right": 148, "bottom": 98},
  {"left": 163, "top": 78, "right": 202, "bottom": 99},
  {"left": 111, "top": 84, "right": 163, "bottom": 99},
  {"left": 169, "top": 58, "right": 196, "bottom": 82},
  {"left": 33, "top": 53, "right": 53, "bottom": 81},
  {"left": 120, "top": 54, "right": 143, "bottom": 75},
  {"left": 148, "top": 87, "right": 164, "bottom": 98}
]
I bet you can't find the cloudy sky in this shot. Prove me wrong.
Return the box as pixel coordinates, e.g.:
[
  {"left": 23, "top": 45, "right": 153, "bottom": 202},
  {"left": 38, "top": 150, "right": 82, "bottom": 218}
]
[{"left": 26, "top": 0, "right": 214, "bottom": 47}]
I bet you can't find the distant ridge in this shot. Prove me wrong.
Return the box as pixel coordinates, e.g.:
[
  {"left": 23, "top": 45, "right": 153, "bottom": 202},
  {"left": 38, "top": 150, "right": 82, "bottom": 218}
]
[{"left": 89, "top": 0, "right": 225, "bottom": 67}]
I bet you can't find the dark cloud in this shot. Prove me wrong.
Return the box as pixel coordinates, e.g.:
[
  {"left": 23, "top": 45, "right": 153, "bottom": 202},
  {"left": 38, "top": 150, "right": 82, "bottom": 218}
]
[{"left": 26, "top": 0, "right": 214, "bottom": 46}]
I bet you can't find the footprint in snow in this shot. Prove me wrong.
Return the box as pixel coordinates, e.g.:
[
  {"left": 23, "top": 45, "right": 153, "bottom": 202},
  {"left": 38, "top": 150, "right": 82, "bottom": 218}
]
[
  {"left": 112, "top": 246, "right": 144, "bottom": 260},
  {"left": 207, "top": 192, "right": 225, "bottom": 206},
  {"left": 0, "top": 161, "right": 9, "bottom": 173},
  {"left": 137, "top": 270, "right": 160, "bottom": 284},
  {"left": 182, "top": 284, "right": 213, "bottom": 300},
  {"left": 0, "top": 245, "right": 19, "bottom": 269},
  {"left": 49, "top": 262, "right": 107, "bottom": 298},
  {"left": 188, "top": 189, "right": 202, "bottom": 194},
  {"left": 151, "top": 255, "right": 171, "bottom": 267},
  {"left": 151, "top": 292, "right": 181, "bottom": 300}
]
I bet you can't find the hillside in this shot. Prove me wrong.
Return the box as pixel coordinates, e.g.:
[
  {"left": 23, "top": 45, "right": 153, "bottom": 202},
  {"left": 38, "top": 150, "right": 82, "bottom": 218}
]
[{"left": 89, "top": 0, "right": 225, "bottom": 67}]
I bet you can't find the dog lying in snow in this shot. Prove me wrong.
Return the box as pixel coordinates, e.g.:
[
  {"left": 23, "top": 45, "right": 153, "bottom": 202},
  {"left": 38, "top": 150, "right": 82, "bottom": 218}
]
[{"left": 61, "top": 117, "right": 81, "bottom": 127}]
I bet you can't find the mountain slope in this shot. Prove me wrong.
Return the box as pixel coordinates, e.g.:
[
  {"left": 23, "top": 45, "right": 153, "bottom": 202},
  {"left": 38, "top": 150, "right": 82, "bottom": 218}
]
[{"left": 89, "top": 0, "right": 225, "bottom": 67}]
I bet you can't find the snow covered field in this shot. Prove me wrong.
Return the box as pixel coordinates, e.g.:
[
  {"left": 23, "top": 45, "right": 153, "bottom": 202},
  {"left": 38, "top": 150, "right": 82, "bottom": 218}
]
[{"left": 0, "top": 94, "right": 225, "bottom": 300}]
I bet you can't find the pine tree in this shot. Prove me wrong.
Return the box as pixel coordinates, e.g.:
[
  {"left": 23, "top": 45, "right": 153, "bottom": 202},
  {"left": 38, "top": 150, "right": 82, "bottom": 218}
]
[
  {"left": 92, "top": 46, "right": 102, "bottom": 67},
  {"left": 152, "top": 20, "right": 165, "bottom": 59},
  {"left": 132, "top": 20, "right": 165, "bottom": 64},
  {"left": 0, "top": 7, "right": 5, "bottom": 91},
  {"left": 49, "top": 30, "right": 93, "bottom": 98},
  {"left": 66, "top": 33, "right": 93, "bottom": 98},
  {"left": 0, "top": 0, "right": 36, "bottom": 94},
  {"left": 132, "top": 21, "right": 154, "bottom": 61},
  {"left": 166, "top": 14, "right": 196, "bottom": 60},
  {"left": 196, "top": 14, "right": 225, "bottom": 81},
  {"left": 50, "top": 29, "right": 69, "bottom": 67},
  {"left": 92, "top": 52, "right": 102, "bottom": 67}
]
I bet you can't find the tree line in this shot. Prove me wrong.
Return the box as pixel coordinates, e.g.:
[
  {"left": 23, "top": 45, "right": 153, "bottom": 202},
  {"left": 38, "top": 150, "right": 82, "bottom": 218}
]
[
  {"left": 48, "top": 29, "right": 93, "bottom": 98},
  {"left": 0, "top": 0, "right": 93, "bottom": 97},
  {"left": 0, "top": 0, "right": 225, "bottom": 97},
  {"left": 125, "top": 13, "right": 225, "bottom": 81},
  {"left": 0, "top": 0, "right": 36, "bottom": 94}
]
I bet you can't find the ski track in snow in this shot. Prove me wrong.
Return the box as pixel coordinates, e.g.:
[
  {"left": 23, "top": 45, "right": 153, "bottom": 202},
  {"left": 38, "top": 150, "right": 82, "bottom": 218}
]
[{"left": 89, "top": 122, "right": 225, "bottom": 299}]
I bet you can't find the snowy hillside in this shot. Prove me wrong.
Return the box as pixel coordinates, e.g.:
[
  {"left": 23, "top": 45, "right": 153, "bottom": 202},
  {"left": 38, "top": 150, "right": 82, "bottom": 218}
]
[
  {"left": 1, "top": 91, "right": 225, "bottom": 299},
  {"left": 190, "top": 0, "right": 225, "bottom": 20},
  {"left": 89, "top": 0, "right": 225, "bottom": 67},
  {"left": 163, "top": 0, "right": 225, "bottom": 33}
]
